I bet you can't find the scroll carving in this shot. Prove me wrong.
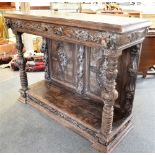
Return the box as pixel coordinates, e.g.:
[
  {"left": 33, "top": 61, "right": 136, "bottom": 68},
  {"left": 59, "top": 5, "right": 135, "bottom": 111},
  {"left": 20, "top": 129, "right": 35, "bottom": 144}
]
[
  {"left": 123, "top": 44, "right": 141, "bottom": 116},
  {"left": 16, "top": 32, "right": 28, "bottom": 103},
  {"left": 41, "top": 38, "right": 50, "bottom": 80},
  {"left": 5, "top": 18, "right": 147, "bottom": 50},
  {"left": 77, "top": 45, "right": 85, "bottom": 94}
]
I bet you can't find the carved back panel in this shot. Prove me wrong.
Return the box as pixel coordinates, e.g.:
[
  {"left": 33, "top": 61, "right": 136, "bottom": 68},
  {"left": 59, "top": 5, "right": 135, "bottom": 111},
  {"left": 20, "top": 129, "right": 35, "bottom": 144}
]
[
  {"left": 48, "top": 40, "right": 140, "bottom": 119},
  {"left": 89, "top": 47, "right": 103, "bottom": 97},
  {"left": 49, "top": 40, "right": 75, "bottom": 86}
]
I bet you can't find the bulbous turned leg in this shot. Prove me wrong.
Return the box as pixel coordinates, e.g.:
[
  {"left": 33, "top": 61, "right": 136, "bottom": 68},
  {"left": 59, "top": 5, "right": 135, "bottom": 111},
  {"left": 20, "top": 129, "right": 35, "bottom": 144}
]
[
  {"left": 97, "top": 50, "right": 121, "bottom": 145},
  {"left": 99, "top": 90, "right": 118, "bottom": 145},
  {"left": 15, "top": 32, "right": 28, "bottom": 103}
]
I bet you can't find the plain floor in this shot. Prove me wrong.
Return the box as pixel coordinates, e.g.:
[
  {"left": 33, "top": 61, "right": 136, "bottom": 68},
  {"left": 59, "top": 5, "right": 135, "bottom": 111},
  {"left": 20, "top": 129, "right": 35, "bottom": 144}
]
[{"left": 0, "top": 68, "right": 155, "bottom": 153}]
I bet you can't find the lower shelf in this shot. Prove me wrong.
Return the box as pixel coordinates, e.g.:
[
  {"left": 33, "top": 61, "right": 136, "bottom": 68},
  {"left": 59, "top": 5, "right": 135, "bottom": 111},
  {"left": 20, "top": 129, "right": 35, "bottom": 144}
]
[
  {"left": 24, "top": 80, "right": 132, "bottom": 152},
  {"left": 27, "top": 80, "right": 102, "bottom": 132}
]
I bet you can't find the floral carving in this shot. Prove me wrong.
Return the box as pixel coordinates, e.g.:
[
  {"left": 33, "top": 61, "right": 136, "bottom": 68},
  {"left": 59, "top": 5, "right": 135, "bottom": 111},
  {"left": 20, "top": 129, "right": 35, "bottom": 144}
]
[{"left": 57, "top": 42, "right": 68, "bottom": 72}]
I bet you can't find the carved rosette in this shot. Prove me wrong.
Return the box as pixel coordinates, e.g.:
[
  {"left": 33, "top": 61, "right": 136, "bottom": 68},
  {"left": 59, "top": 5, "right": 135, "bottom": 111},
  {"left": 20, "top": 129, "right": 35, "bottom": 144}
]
[
  {"left": 97, "top": 49, "right": 122, "bottom": 144},
  {"left": 77, "top": 45, "right": 85, "bottom": 94},
  {"left": 41, "top": 38, "right": 50, "bottom": 80},
  {"left": 57, "top": 42, "right": 68, "bottom": 72},
  {"left": 16, "top": 32, "right": 28, "bottom": 103},
  {"left": 124, "top": 44, "right": 141, "bottom": 116}
]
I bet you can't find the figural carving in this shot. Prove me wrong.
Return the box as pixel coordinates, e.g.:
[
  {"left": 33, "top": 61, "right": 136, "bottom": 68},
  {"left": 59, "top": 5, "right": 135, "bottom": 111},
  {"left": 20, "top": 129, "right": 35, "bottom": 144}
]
[{"left": 124, "top": 44, "right": 141, "bottom": 116}]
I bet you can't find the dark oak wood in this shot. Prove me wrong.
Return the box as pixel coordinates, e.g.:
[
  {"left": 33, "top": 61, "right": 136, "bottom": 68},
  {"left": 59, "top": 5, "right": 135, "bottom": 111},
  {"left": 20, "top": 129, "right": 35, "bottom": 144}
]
[
  {"left": 139, "top": 29, "right": 155, "bottom": 77},
  {"left": 15, "top": 32, "right": 28, "bottom": 103},
  {"left": 27, "top": 80, "right": 133, "bottom": 152},
  {"left": 4, "top": 11, "right": 150, "bottom": 152}
]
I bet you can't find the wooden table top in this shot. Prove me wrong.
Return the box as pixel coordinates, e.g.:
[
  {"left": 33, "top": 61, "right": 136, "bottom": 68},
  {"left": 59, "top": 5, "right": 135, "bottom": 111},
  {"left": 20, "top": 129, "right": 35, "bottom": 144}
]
[{"left": 4, "top": 10, "right": 151, "bottom": 33}]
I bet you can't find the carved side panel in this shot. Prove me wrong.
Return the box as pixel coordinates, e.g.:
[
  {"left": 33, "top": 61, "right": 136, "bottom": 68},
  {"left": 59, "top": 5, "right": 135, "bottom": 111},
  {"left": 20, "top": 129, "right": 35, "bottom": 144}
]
[
  {"left": 114, "top": 44, "right": 142, "bottom": 118},
  {"left": 123, "top": 44, "right": 141, "bottom": 116},
  {"left": 114, "top": 49, "right": 130, "bottom": 111}
]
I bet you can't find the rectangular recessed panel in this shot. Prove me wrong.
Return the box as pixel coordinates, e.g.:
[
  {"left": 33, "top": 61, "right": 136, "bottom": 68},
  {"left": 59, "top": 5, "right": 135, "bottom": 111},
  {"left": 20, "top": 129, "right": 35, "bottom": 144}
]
[
  {"left": 50, "top": 41, "right": 75, "bottom": 85},
  {"left": 89, "top": 48, "right": 102, "bottom": 96}
]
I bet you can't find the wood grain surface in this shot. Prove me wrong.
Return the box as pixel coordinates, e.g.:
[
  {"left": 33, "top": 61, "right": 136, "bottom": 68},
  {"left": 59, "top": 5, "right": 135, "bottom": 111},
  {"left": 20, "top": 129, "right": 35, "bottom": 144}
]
[{"left": 4, "top": 10, "right": 151, "bottom": 33}]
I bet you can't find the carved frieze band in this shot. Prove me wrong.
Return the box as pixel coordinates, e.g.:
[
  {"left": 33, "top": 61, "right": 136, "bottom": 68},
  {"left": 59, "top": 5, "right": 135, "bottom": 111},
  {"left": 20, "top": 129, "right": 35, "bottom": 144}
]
[
  {"left": 5, "top": 18, "right": 146, "bottom": 50},
  {"left": 41, "top": 38, "right": 50, "bottom": 80}
]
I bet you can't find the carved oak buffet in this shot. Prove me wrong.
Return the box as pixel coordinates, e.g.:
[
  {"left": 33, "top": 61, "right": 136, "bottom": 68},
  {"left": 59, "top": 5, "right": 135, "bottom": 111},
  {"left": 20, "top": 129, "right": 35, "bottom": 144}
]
[{"left": 4, "top": 11, "right": 151, "bottom": 152}]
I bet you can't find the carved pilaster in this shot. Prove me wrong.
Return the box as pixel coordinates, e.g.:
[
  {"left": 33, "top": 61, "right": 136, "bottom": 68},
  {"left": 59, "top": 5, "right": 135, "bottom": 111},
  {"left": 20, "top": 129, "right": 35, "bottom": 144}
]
[
  {"left": 77, "top": 45, "right": 85, "bottom": 94},
  {"left": 123, "top": 44, "right": 141, "bottom": 116},
  {"left": 98, "top": 49, "right": 122, "bottom": 144},
  {"left": 57, "top": 42, "right": 68, "bottom": 72},
  {"left": 41, "top": 38, "right": 50, "bottom": 80},
  {"left": 15, "top": 32, "right": 28, "bottom": 103}
]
